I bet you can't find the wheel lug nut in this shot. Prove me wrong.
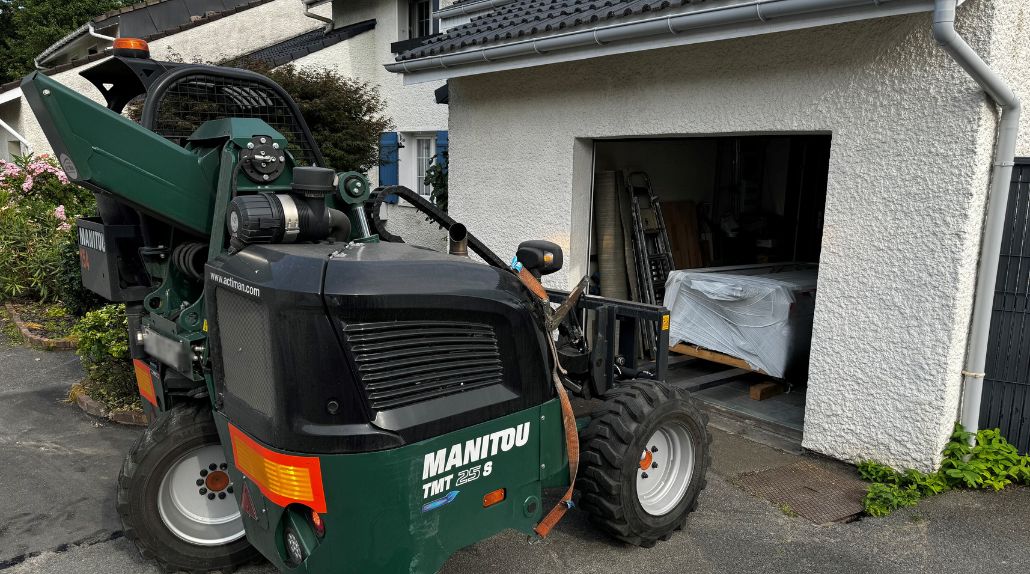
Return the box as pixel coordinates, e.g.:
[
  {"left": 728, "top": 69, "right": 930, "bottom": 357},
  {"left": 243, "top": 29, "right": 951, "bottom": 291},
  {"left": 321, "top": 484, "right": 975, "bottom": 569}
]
[
  {"left": 208, "top": 493, "right": 216, "bottom": 500},
  {"left": 196, "top": 479, "right": 204, "bottom": 486},
  {"left": 209, "top": 463, "right": 217, "bottom": 471},
  {"left": 199, "top": 488, "right": 208, "bottom": 495},
  {"left": 200, "top": 469, "right": 208, "bottom": 477},
  {"left": 227, "top": 485, "right": 234, "bottom": 493},
  {"left": 220, "top": 463, "right": 227, "bottom": 470},
  {"left": 641, "top": 472, "right": 649, "bottom": 479},
  {"left": 218, "top": 492, "right": 226, "bottom": 500},
  {"left": 651, "top": 446, "right": 658, "bottom": 453},
  {"left": 652, "top": 462, "right": 658, "bottom": 469}
]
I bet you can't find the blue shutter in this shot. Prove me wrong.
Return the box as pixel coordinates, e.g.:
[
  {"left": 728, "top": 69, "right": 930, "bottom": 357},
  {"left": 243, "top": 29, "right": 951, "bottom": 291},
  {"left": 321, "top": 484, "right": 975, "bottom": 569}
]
[
  {"left": 435, "top": 130, "right": 448, "bottom": 169},
  {"left": 379, "top": 132, "right": 399, "bottom": 204}
]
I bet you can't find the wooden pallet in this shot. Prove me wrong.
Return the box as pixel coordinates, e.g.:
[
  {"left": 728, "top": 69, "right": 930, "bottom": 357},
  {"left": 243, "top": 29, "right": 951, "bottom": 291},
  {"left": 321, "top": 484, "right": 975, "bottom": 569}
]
[{"left": 669, "top": 343, "right": 766, "bottom": 375}]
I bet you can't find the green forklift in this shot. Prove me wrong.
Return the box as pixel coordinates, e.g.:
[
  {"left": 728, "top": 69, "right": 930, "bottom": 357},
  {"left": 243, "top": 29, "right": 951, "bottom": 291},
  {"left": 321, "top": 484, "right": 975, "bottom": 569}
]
[{"left": 22, "top": 39, "right": 710, "bottom": 573}]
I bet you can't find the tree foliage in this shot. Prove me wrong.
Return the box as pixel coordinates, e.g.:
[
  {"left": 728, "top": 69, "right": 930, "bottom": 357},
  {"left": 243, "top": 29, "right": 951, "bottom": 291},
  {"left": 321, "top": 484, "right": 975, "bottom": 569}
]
[
  {"left": 240, "top": 59, "right": 393, "bottom": 173},
  {"left": 0, "top": 0, "right": 131, "bottom": 84}
]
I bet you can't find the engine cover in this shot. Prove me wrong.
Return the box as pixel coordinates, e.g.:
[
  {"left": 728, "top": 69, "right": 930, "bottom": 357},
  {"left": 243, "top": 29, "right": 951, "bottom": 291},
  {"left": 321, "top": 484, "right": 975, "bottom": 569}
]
[{"left": 206, "top": 241, "right": 552, "bottom": 454}]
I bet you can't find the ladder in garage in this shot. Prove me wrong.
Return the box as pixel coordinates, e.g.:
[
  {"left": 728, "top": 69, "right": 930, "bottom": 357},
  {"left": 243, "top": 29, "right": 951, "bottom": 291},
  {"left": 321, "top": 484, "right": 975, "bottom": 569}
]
[{"left": 626, "top": 171, "right": 674, "bottom": 358}]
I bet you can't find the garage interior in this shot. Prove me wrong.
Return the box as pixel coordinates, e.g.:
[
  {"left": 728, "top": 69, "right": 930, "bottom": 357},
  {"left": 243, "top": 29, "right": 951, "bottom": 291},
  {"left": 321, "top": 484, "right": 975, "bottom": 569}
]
[{"left": 590, "top": 134, "right": 831, "bottom": 444}]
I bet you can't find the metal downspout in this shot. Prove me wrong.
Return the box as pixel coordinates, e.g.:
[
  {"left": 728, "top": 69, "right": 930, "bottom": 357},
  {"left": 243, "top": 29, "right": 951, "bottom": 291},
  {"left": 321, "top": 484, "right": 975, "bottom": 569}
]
[{"left": 932, "top": 0, "right": 1022, "bottom": 437}]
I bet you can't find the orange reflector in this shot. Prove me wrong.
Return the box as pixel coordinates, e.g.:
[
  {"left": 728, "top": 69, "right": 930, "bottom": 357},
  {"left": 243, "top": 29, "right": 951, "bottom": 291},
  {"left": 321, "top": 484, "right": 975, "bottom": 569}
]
[
  {"left": 229, "top": 424, "right": 327, "bottom": 513},
  {"left": 483, "top": 488, "right": 506, "bottom": 508},
  {"left": 112, "top": 37, "right": 149, "bottom": 52},
  {"left": 133, "top": 359, "right": 157, "bottom": 407},
  {"left": 311, "top": 510, "right": 325, "bottom": 537}
]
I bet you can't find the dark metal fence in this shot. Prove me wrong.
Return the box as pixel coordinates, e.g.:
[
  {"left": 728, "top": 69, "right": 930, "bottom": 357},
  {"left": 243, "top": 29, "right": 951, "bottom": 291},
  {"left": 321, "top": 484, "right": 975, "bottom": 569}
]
[{"left": 981, "top": 159, "right": 1030, "bottom": 453}]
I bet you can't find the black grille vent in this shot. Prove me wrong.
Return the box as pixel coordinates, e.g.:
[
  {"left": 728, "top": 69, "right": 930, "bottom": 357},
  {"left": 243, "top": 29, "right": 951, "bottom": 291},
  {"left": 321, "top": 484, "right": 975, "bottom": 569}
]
[{"left": 344, "top": 321, "right": 504, "bottom": 410}]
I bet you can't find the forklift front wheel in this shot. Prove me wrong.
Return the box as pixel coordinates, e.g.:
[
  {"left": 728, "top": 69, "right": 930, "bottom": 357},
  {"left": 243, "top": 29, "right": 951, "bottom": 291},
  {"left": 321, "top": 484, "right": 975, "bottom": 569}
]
[
  {"left": 577, "top": 380, "right": 711, "bottom": 547},
  {"left": 117, "top": 403, "right": 260, "bottom": 572}
]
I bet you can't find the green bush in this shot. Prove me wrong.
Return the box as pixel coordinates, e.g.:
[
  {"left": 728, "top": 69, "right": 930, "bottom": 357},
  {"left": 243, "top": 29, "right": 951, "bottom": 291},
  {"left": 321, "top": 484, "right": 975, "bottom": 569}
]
[
  {"left": 72, "top": 304, "right": 137, "bottom": 410},
  {"left": 859, "top": 424, "right": 1030, "bottom": 516},
  {"left": 0, "top": 154, "right": 95, "bottom": 302}
]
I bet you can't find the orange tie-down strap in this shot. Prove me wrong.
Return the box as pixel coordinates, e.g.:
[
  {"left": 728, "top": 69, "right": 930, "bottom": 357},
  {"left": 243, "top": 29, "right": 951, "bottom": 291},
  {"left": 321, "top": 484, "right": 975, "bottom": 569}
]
[
  {"left": 534, "top": 367, "right": 580, "bottom": 537},
  {"left": 511, "top": 266, "right": 581, "bottom": 538}
]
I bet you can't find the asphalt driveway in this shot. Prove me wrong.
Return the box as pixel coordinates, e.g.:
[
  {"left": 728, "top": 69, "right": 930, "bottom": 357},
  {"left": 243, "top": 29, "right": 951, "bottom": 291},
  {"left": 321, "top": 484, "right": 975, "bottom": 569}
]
[{"left": 2, "top": 331, "right": 1028, "bottom": 574}]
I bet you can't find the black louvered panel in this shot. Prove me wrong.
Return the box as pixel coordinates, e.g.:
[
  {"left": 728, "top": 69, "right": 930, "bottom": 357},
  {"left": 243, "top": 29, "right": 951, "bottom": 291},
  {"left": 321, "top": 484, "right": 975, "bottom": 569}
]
[{"left": 344, "top": 321, "right": 504, "bottom": 410}]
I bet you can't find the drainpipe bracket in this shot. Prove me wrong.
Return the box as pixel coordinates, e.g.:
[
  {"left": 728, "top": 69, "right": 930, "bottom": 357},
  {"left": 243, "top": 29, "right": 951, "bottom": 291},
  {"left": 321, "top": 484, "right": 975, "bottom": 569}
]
[{"left": 961, "top": 370, "right": 986, "bottom": 379}]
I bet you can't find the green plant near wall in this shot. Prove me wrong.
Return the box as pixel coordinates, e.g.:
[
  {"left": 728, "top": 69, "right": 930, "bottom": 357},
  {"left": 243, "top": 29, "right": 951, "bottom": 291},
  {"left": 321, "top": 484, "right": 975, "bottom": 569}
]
[
  {"left": 424, "top": 150, "right": 448, "bottom": 211},
  {"left": 858, "top": 424, "right": 1030, "bottom": 517}
]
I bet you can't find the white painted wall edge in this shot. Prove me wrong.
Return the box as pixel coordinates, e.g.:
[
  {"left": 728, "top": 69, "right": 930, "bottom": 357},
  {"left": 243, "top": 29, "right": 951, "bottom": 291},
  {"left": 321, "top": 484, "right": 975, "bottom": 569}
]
[
  {"left": 392, "top": 0, "right": 937, "bottom": 85},
  {"left": 0, "top": 117, "right": 32, "bottom": 154},
  {"left": 0, "top": 88, "right": 23, "bottom": 105}
]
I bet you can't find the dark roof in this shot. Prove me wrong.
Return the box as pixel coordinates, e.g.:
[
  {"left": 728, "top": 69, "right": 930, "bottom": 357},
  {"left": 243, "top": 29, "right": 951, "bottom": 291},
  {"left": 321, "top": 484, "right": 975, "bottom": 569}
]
[
  {"left": 35, "top": 0, "right": 276, "bottom": 66},
  {"left": 398, "top": 0, "right": 710, "bottom": 61},
  {"left": 92, "top": 0, "right": 265, "bottom": 37},
  {"left": 234, "top": 19, "right": 377, "bottom": 67}
]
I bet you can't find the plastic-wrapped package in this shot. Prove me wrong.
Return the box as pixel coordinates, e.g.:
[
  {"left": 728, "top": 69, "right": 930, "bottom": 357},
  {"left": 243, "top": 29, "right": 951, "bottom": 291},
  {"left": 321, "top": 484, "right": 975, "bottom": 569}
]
[{"left": 663, "top": 267, "right": 818, "bottom": 379}]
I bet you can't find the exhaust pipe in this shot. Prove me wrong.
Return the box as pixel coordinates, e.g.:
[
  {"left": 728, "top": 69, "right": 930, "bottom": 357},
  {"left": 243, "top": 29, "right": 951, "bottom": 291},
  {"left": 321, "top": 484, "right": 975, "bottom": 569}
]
[{"left": 448, "top": 223, "right": 468, "bottom": 257}]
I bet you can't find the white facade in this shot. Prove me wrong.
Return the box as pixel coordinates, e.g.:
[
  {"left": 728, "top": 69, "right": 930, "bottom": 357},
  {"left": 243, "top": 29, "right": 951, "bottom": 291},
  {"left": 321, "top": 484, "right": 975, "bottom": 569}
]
[{"left": 442, "top": 0, "right": 1030, "bottom": 471}]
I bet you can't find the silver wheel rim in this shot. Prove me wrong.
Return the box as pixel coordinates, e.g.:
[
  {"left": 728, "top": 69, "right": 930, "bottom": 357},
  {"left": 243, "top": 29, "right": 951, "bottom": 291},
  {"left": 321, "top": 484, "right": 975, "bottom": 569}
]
[
  {"left": 635, "top": 421, "right": 695, "bottom": 516},
  {"left": 157, "top": 444, "right": 246, "bottom": 546}
]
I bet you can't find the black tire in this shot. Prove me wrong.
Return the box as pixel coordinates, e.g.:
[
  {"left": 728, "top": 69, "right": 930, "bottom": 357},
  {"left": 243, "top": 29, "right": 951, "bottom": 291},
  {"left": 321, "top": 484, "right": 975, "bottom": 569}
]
[
  {"left": 117, "top": 403, "right": 260, "bottom": 573},
  {"left": 577, "top": 380, "right": 711, "bottom": 547}
]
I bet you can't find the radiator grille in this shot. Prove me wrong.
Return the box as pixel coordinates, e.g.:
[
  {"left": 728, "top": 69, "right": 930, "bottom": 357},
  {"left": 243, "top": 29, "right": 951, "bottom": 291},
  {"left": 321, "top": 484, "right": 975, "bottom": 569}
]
[
  {"left": 217, "top": 290, "right": 276, "bottom": 416},
  {"left": 344, "top": 321, "right": 504, "bottom": 410}
]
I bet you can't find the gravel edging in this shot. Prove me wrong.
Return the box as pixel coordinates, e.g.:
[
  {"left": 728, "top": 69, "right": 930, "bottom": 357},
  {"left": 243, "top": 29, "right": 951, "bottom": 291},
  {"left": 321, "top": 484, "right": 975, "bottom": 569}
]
[
  {"left": 4, "top": 302, "right": 77, "bottom": 351},
  {"left": 70, "top": 384, "right": 148, "bottom": 426}
]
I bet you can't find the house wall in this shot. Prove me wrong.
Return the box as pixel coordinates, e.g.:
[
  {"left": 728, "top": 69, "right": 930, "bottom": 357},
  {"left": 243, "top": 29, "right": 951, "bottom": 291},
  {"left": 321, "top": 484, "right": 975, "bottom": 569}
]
[
  {"left": 446, "top": 0, "right": 1017, "bottom": 471},
  {"left": 304, "top": 0, "right": 448, "bottom": 249},
  {"left": 992, "top": 0, "right": 1030, "bottom": 157}
]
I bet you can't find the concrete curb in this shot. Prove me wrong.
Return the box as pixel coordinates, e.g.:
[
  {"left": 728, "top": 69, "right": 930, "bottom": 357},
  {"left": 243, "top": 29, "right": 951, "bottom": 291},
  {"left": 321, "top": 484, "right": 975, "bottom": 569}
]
[
  {"left": 4, "top": 302, "right": 78, "bottom": 351},
  {"left": 71, "top": 384, "right": 148, "bottom": 427}
]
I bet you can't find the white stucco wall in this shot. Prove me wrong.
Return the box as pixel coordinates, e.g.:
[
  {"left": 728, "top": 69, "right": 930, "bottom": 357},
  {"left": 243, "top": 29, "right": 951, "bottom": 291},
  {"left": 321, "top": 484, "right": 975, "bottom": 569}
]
[
  {"left": 445, "top": 0, "right": 1020, "bottom": 470},
  {"left": 992, "top": 0, "right": 1030, "bottom": 157}
]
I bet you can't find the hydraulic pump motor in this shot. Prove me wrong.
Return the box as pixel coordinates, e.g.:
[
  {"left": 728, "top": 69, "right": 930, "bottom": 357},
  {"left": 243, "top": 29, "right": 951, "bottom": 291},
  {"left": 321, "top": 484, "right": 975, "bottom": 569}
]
[{"left": 227, "top": 167, "right": 350, "bottom": 249}]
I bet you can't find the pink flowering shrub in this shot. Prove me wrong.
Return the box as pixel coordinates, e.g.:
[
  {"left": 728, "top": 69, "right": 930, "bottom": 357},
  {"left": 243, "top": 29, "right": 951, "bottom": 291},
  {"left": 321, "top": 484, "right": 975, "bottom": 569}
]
[{"left": 0, "top": 154, "right": 96, "bottom": 301}]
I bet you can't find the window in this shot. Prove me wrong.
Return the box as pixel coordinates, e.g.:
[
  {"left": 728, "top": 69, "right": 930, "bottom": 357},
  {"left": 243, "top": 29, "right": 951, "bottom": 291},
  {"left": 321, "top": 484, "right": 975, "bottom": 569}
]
[
  {"left": 415, "top": 136, "right": 434, "bottom": 196},
  {"left": 408, "top": 0, "right": 432, "bottom": 39}
]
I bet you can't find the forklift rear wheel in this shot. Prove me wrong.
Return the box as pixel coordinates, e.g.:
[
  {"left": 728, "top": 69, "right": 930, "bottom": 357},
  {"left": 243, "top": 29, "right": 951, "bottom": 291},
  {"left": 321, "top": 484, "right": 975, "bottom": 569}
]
[
  {"left": 118, "top": 403, "right": 260, "bottom": 573},
  {"left": 578, "top": 380, "right": 710, "bottom": 547}
]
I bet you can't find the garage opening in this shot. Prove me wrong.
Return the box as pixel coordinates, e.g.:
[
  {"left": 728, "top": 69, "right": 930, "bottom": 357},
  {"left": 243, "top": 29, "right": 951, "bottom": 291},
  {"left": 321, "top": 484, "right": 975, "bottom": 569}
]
[{"left": 590, "top": 134, "right": 831, "bottom": 444}]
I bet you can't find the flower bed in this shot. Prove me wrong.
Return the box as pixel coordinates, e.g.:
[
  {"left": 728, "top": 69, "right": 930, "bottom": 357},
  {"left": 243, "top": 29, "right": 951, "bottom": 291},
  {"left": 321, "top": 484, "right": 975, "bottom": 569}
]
[{"left": 3, "top": 300, "right": 77, "bottom": 350}]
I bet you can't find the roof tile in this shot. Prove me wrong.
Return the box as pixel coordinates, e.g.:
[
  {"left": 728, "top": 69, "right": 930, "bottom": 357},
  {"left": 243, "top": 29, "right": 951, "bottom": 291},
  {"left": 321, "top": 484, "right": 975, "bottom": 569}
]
[{"left": 399, "top": 0, "right": 709, "bottom": 60}]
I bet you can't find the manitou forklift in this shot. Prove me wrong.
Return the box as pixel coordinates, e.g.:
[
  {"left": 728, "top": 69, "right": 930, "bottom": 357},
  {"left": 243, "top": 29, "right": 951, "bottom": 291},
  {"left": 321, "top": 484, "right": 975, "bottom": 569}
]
[{"left": 22, "top": 39, "right": 710, "bottom": 573}]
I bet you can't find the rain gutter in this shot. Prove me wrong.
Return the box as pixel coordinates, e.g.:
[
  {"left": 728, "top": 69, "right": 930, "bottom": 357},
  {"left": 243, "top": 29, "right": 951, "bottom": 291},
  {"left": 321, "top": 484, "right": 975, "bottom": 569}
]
[
  {"left": 434, "top": 0, "right": 516, "bottom": 19},
  {"left": 931, "top": 0, "right": 1021, "bottom": 439}
]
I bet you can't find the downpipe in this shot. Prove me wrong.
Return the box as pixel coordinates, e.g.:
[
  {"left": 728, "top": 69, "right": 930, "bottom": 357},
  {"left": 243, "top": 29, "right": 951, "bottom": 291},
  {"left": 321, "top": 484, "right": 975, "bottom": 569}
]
[{"left": 932, "top": 0, "right": 1022, "bottom": 439}]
